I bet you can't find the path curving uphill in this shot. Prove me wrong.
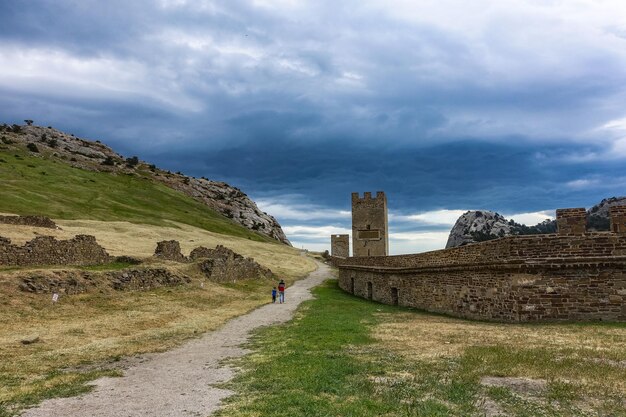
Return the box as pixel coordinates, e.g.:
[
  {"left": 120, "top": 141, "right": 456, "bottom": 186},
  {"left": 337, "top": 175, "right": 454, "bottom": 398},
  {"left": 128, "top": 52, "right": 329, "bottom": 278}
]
[{"left": 21, "top": 260, "right": 331, "bottom": 417}]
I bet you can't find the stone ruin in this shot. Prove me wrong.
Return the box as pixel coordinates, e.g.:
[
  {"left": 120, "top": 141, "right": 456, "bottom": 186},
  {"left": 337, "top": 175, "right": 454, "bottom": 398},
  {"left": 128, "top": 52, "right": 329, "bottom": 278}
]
[
  {"left": 192, "top": 245, "right": 273, "bottom": 282},
  {"left": 333, "top": 193, "right": 626, "bottom": 323},
  {"left": 152, "top": 240, "right": 273, "bottom": 282},
  {"left": 0, "top": 215, "right": 58, "bottom": 229},
  {"left": 0, "top": 235, "right": 110, "bottom": 266},
  {"left": 153, "top": 240, "right": 188, "bottom": 262},
  {"left": 19, "top": 268, "right": 190, "bottom": 294}
]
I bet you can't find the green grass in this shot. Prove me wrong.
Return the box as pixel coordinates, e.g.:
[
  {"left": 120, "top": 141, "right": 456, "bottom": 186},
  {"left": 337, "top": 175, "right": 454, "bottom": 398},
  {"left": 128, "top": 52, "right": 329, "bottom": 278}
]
[
  {"left": 0, "top": 150, "right": 273, "bottom": 243},
  {"left": 218, "top": 281, "right": 626, "bottom": 417},
  {"left": 217, "top": 280, "right": 422, "bottom": 417}
]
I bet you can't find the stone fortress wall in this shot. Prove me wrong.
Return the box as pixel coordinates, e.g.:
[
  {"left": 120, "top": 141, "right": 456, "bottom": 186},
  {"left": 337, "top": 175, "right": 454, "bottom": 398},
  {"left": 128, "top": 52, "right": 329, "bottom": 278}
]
[
  {"left": 331, "top": 234, "right": 349, "bottom": 258},
  {"left": 336, "top": 203, "right": 626, "bottom": 322}
]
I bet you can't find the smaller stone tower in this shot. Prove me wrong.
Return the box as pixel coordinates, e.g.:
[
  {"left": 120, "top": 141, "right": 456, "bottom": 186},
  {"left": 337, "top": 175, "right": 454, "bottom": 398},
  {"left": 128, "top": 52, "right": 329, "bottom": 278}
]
[
  {"left": 556, "top": 208, "right": 587, "bottom": 235},
  {"left": 352, "top": 191, "right": 388, "bottom": 257},
  {"left": 331, "top": 234, "right": 349, "bottom": 258},
  {"left": 609, "top": 206, "right": 626, "bottom": 234}
]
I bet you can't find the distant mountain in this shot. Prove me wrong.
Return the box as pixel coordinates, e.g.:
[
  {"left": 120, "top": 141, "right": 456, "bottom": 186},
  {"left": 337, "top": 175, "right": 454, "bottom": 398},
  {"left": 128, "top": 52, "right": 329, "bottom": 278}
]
[
  {"left": 445, "top": 197, "right": 626, "bottom": 248},
  {"left": 0, "top": 122, "right": 290, "bottom": 245}
]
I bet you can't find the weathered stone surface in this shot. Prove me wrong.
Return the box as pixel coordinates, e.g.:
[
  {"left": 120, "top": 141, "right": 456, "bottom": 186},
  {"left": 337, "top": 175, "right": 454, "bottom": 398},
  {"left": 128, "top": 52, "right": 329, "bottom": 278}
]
[
  {"left": 447, "top": 196, "right": 626, "bottom": 248},
  {"left": 337, "top": 232, "right": 626, "bottom": 322},
  {"left": 0, "top": 215, "right": 57, "bottom": 229},
  {"left": 193, "top": 245, "right": 272, "bottom": 282},
  {"left": 153, "top": 240, "right": 188, "bottom": 262},
  {"left": 556, "top": 208, "right": 586, "bottom": 235},
  {"left": 20, "top": 336, "right": 41, "bottom": 345},
  {"left": 331, "top": 234, "right": 349, "bottom": 258},
  {"left": 446, "top": 211, "right": 513, "bottom": 248},
  {"left": 0, "top": 234, "right": 110, "bottom": 266},
  {"left": 352, "top": 192, "right": 388, "bottom": 257},
  {"left": 19, "top": 268, "right": 190, "bottom": 294}
]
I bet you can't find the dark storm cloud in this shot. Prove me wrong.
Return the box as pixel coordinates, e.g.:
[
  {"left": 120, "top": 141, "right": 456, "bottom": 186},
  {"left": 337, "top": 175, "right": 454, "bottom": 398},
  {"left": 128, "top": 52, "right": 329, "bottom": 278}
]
[{"left": 2, "top": 0, "right": 626, "bottom": 252}]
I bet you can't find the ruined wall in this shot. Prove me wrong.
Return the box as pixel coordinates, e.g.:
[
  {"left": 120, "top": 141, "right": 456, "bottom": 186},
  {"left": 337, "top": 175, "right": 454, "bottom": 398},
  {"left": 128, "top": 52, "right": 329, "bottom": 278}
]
[
  {"left": 153, "top": 240, "right": 188, "bottom": 262},
  {"left": 0, "top": 235, "right": 110, "bottom": 266},
  {"left": 331, "top": 234, "right": 349, "bottom": 258},
  {"left": 610, "top": 206, "right": 626, "bottom": 234},
  {"left": 0, "top": 215, "right": 57, "bottom": 229},
  {"left": 192, "top": 245, "right": 272, "bottom": 282},
  {"left": 336, "top": 208, "right": 626, "bottom": 322},
  {"left": 352, "top": 191, "right": 388, "bottom": 257},
  {"left": 19, "top": 268, "right": 190, "bottom": 294}
]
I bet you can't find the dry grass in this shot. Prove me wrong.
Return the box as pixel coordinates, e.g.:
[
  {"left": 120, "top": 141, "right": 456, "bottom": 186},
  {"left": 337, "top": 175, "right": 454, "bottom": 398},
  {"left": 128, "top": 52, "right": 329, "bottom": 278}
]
[
  {"left": 0, "top": 218, "right": 316, "bottom": 415},
  {"left": 0, "top": 218, "right": 316, "bottom": 280},
  {"left": 371, "top": 311, "right": 626, "bottom": 415}
]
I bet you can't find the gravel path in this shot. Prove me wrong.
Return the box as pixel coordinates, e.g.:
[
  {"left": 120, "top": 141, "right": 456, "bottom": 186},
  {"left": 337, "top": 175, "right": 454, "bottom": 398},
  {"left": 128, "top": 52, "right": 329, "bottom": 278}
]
[{"left": 21, "top": 260, "right": 331, "bottom": 417}]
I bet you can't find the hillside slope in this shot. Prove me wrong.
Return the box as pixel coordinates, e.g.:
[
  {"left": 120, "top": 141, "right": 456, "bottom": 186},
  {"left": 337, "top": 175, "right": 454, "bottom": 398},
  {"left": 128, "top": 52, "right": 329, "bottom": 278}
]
[{"left": 0, "top": 123, "right": 289, "bottom": 244}]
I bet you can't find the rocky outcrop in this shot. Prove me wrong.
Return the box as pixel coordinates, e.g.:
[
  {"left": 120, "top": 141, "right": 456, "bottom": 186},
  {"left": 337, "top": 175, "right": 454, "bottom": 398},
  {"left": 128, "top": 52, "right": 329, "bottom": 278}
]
[
  {"left": 446, "top": 211, "right": 512, "bottom": 248},
  {"left": 446, "top": 196, "right": 626, "bottom": 248},
  {"left": 0, "top": 215, "right": 57, "bottom": 229},
  {"left": 0, "top": 123, "right": 290, "bottom": 244},
  {"left": 158, "top": 176, "right": 291, "bottom": 245},
  {"left": 154, "top": 240, "right": 188, "bottom": 262},
  {"left": 0, "top": 235, "right": 110, "bottom": 266},
  {"left": 193, "top": 245, "right": 273, "bottom": 282},
  {"left": 19, "top": 268, "right": 190, "bottom": 294}
]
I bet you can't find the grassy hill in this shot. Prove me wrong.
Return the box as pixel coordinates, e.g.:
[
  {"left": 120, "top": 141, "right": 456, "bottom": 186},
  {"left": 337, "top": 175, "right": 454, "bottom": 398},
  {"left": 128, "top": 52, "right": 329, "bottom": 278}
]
[{"left": 0, "top": 149, "right": 274, "bottom": 243}]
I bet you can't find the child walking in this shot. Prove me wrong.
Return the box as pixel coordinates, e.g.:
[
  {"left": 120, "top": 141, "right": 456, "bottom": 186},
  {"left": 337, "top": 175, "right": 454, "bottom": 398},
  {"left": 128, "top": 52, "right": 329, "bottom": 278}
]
[{"left": 271, "top": 287, "right": 277, "bottom": 303}]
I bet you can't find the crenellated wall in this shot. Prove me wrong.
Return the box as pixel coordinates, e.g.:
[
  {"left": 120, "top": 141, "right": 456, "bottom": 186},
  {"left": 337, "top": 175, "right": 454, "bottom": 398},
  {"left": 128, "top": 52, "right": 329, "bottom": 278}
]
[{"left": 336, "top": 232, "right": 626, "bottom": 322}]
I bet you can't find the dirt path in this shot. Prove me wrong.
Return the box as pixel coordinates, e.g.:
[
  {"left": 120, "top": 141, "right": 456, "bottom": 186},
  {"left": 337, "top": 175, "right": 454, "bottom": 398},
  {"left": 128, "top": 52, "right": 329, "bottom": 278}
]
[{"left": 21, "top": 260, "right": 331, "bottom": 417}]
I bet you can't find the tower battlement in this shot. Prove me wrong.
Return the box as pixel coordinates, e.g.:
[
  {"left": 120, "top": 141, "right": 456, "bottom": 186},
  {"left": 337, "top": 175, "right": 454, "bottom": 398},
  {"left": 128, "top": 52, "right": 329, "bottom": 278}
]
[{"left": 351, "top": 191, "right": 388, "bottom": 257}]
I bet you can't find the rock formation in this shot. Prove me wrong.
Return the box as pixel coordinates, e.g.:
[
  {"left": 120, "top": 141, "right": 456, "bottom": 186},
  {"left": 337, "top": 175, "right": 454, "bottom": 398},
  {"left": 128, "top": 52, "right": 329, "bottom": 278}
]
[
  {"left": 446, "top": 211, "right": 512, "bottom": 248},
  {"left": 446, "top": 196, "right": 626, "bottom": 248}
]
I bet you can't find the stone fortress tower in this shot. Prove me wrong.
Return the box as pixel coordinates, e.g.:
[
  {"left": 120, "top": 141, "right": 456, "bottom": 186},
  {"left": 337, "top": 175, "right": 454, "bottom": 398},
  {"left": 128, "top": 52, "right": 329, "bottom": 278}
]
[
  {"left": 351, "top": 191, "right": 388, "bottom": 257},
  {"left": 331, "top": 234, "right": 349, "bottom": 258}
]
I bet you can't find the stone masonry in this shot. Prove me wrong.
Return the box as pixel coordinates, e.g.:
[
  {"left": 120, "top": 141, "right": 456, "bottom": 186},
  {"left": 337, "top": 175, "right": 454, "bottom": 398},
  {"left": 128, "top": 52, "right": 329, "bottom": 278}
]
[
  {"left": 352, "top": 191, "right": 388, "bottom": 257},
  {"left": 610, "top": 205, "right": 626, "bottom": 234},
  {"left": 336, "top": 204, "right": 626, "bottom": 323},
  {"left": 556, "top": 208, "right": 587, "bottom": 235},
  {"left": 0, "top": 215, "right": 57, "bottom": 229},
  {"left": 191, "top": 245, "right": 273, "bottom": 282},
  {"left": 331, "top": 234, "right": 349, "bottom": 258},
  {"left": 0, "top": 235, "right": 110, "bottom": 266},
  {"left": 153, "top": 240, "right": 188, "bottom": 262}
]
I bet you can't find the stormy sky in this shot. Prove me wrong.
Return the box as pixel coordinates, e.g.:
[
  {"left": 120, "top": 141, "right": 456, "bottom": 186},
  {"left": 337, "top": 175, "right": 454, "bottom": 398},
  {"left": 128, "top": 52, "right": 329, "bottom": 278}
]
[{"left": 1, "top": 0, "right": 626, "bottom": 254}]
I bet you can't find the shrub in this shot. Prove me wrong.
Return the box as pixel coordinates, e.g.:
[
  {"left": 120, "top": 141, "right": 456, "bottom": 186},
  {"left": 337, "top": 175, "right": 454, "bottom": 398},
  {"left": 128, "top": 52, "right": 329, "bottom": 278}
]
[
  {"left": 47, "top": 139, "right": 58, "bottom": 148},
  {"left": 11, "top": 124, "right": 22, "bottom": 133},
  {"left": 26, "top": 143, "right": 39, "bottom": 153},
  {"left": 101, "top": 156, "right": 116, "bottom": 166},
  {"left": 24, "top": 119, "right": 33, "bottom": 126},
  {"left": 125, "top": 156, "right": 139, "bottom": 167}
]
